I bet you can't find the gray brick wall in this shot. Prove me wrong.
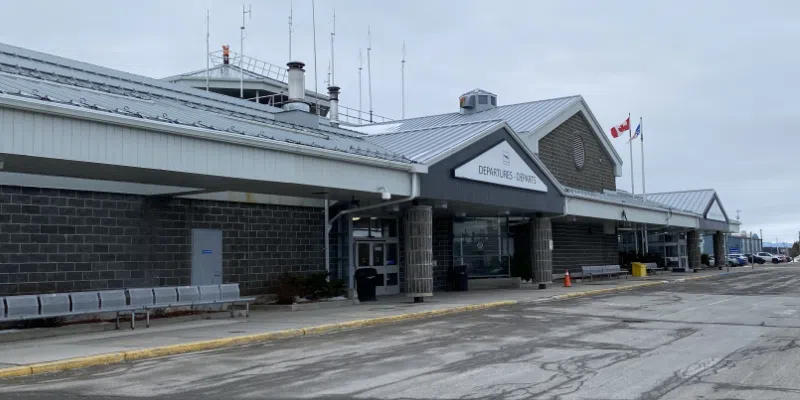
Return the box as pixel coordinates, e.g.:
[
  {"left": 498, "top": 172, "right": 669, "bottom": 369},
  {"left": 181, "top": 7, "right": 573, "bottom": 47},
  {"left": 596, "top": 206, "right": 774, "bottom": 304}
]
[
  {"left": 538, "top": 113, "right": 616, "bottom": 192},
  {"left": 551, "top": 220, "right": 618, "bottom": 275},
  {"left": 0, "top": 185, "right": 324, "bottom": 296}
]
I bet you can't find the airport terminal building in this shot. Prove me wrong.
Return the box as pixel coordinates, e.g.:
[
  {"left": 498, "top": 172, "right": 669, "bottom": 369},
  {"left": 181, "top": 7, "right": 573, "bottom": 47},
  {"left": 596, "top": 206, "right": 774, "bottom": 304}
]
[{"left": 0, "top": 43, "right": 739, "bottom": 297}]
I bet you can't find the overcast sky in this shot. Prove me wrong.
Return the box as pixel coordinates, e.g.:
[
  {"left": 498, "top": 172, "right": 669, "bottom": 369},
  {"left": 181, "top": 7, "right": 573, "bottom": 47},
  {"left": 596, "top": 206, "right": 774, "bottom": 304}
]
[{"left": 2, "top": 0, "right": 799, "bottom": 242}]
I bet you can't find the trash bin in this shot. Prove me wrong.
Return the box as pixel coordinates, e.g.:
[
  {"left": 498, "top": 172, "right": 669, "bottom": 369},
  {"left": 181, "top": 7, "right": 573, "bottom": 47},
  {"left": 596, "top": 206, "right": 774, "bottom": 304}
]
[
  {"left": 631, "top": 262, "right": 647, "bottom": 277},
  {"left": 448, "top": 265, "right": 469, "bottom": 291},
  {"left": 355, "top": 267, "right": 378, "bottom": 302}
]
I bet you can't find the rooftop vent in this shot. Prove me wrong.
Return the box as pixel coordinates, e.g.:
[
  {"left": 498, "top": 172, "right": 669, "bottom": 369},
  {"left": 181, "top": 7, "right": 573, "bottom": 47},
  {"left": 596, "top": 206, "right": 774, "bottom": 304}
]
[{"left": 459, "top": 88, "right": 497, "bottom": 115}]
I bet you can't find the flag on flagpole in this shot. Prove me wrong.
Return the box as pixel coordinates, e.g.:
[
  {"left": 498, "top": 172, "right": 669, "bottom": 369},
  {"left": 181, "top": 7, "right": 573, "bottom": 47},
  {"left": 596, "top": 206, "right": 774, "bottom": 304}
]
[
  {"left": 628, "top": 123, "right": 641, "bottom": 143},
  {"left": 610, "top": 117, "right": 630, "bottom": 138}
]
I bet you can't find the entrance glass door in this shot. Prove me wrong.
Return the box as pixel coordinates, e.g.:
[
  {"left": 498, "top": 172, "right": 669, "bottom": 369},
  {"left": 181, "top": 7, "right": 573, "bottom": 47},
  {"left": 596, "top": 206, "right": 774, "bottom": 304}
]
[{"left": 356, "top": 241, "right": 399, "bottom": 296}]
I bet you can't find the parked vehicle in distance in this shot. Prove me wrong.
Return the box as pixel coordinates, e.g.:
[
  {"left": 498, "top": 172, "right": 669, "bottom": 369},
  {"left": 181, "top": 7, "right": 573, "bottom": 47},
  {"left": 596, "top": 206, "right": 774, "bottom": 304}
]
[
  {"left": 726, "top": 256, "right": 739, "bottom": 267},
  {"left": 757, "top": 252, "right": 779, "bottom": 263},
  {"left": 745, "top": 253, "right": 765, "bottom": 264},
  {"left": 729, "top": 253, "right": 748, "bottom": 265}
]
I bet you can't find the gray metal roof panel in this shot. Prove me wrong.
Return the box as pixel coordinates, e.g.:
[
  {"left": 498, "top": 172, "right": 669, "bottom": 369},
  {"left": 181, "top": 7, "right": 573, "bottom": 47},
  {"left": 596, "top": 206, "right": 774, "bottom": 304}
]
[
  {"left": 359, "top": 95, "right": 581, "bottom": 134},
  {"left": 0, "top": 42, "right": 410, "bottom": 164},
  {"left": 364, "top": 120, "right": 504, "bottom": 163},
  {"left": 565, "top": 187, "right": 682, "bottom": 212},
  {"left": 645, "top": 190, "right": 716, "bottom": 215}
]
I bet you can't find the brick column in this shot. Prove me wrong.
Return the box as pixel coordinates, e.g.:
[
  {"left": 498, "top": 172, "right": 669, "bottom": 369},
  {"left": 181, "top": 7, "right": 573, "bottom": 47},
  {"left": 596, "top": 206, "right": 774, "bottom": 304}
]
[
  {"left": 687, "top": 230, "right": 701, "bottom": 271},
  {"left": 713, "top": 231, "right": 725, "bottom": 269},
  {"left": 405, "top": 206, "right": 433, "bottom": 301},
  {"left": 531, "top": 217, "right": 553, "bottom": 289}
]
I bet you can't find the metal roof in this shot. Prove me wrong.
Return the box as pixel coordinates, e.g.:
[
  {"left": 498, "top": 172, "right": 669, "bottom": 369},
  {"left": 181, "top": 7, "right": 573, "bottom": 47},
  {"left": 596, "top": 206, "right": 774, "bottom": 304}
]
[
  {"left": 565, "top": 186, "right": 696, "bottom": 215},
  {"left": 0, "top": 42, "right": 410, "bottom": 164},
  {"left": 645, "top": 190, "right": 717, "bottom": 215},
  {"left": 365, "top": 120, "right": 504, "bottom": 163},
  {"left": 354, "top": 95, "right": 581, "bottom": 135}
]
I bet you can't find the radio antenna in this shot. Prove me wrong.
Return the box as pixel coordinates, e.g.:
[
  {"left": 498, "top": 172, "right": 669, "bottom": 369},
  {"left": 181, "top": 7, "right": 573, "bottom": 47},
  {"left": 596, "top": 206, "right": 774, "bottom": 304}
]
[
  {"left": 367, "top": 26, "right": 373, "bottom": 123},
  {"left": 401, "top": 41, "right": 406, "bottom": 118},
  {"left": 288, "top": 0, "right": 293, "bottom": 60},
  {"left": 240, "top": 4, "right": 252, "bottom": 98}
]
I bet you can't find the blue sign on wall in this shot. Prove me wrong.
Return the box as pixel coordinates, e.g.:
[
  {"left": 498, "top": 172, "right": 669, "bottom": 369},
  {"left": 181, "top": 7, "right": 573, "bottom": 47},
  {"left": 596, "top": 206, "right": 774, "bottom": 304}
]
[
  {"left": 729, "top": 247, "right": 739, "bottom": 253},
  {"left": 202, "top": 249, "right": 212, "bottom": 254}
]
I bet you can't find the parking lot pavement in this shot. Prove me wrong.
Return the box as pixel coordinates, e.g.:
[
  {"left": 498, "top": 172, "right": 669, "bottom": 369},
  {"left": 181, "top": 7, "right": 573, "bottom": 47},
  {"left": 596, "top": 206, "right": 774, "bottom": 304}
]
[{"left": 2, "top": 267, "right": 800, "bottom": 399}]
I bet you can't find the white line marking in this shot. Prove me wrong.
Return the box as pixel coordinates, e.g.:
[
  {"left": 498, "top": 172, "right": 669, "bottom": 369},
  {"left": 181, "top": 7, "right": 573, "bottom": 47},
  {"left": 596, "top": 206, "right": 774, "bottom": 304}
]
[{"left": 708, "top": 296, "right": 739, "bottom": 306}]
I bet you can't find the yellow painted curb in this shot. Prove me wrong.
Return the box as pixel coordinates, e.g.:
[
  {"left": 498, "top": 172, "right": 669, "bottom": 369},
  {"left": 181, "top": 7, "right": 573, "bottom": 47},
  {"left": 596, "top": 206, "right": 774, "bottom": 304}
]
[
  {"left": 0, "top": 366, "right": 32, "bottom": 379},
  {"left": 28, "top": 352, "right": 126, "bottom": 375}
]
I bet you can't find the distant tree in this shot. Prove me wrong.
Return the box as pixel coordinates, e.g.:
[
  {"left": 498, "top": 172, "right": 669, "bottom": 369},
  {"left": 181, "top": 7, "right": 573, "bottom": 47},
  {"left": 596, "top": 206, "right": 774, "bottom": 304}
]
[{"left": 791, "top": 241, "right": 800, "bottom": 258}]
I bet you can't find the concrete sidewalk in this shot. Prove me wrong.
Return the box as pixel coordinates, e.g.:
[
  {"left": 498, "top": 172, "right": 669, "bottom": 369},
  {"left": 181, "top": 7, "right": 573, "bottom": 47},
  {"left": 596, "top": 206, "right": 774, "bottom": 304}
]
[{"left": 0, "top": 266, "right": 761, "bottom": 378}]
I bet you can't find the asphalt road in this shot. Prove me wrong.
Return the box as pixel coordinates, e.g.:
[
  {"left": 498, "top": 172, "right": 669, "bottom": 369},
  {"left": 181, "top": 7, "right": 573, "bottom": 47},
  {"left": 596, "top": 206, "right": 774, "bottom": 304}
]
[{"left": 4, "top": 267, "right": 800, "bottom": 400}]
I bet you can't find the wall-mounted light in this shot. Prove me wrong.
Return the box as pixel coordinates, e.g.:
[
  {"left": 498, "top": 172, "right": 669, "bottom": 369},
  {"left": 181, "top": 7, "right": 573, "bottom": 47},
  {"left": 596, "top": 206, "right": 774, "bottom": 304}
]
[
  {"left": 352, "top": 217, "right": 361, "bottom": 221},
  {"left": 377, "top": 186, "right": 391, "bottom": 200},
  {"left": 388, "top": 204, "right": 400, "bottom": 213},
  {"left": 437, "top": 201, "right": 448, "bottom": 209}
]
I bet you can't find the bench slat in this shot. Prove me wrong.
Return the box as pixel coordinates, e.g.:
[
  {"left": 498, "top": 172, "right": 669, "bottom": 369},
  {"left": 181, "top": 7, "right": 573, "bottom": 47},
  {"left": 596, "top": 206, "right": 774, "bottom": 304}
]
[
  {"left": 198, "top": 285, "right": 221, "bottom": 302},
  {"left": 6, "top": 295, "right": 39, "bottom": 319},
  {"left": 176, "top": 286, "right": 199, "bottom": 304},
  {"left": 99, "top": 290, "right": 128, "bottom": 311},
  {"left": 71, "top": 292, "right": 100, "bottom": 313},
  {"left": 127, "top": 288, "right": 155, "bottom": 307},
  {"left": 220, "top": 284, "right": 241, "bottom": 301},
  {"left": 153, "top": 287, "right": 178, "bottom": 305},
  {"left": 39, "top": 293, "right": 71, "bottom": 316}
]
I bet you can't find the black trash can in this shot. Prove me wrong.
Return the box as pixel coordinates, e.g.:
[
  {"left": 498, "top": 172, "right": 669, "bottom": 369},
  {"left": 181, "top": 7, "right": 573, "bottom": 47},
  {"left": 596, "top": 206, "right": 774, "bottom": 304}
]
[
  {"left": 449, "top": 265, "right": 469, "bottom": 291},
  {"left": 355, "top": 267, "right": 378, "bottom": 302}
]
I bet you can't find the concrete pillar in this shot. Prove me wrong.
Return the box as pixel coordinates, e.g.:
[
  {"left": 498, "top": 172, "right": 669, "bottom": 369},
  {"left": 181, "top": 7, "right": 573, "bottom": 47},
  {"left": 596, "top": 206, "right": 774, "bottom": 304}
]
[
  {"left": 530, "top": 217, "right": 553, "bottom": 289},
  {"left": 713, "top": 231, "right": 725, "bottom": 269},
  {"left": 404, "top": 206, "right": 433, "bottom": 301},
  {"left": 687, "top": 230, "right": 701, "bottom": 271}
]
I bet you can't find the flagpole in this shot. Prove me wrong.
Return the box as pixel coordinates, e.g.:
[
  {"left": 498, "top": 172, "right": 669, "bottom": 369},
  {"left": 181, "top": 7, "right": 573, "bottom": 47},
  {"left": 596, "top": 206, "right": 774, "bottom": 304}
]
[
  {"left": 640, "top": 117, "right": 646, "bottom": 201},
  {"left": 640, "top": 117, "right": 648, "bottom": 254},
  {"left": 629, "top": 112, "right": 634, "bottom": 195}
]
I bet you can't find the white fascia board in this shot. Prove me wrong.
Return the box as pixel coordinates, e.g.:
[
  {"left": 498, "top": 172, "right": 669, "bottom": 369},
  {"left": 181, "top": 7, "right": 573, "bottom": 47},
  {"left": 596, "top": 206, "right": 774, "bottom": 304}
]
[
  {"left": 0, "top": 94, "right": 426, "bottom": 174},
  {"left": 180, "top": 191, "right": 329, "bottom": 208},
  {"left": 728, "top": 222, "right": 741, "bottom": 233},
  {"left": 0, "top": 102, "right": 419, "bottom": 197},
  {"left": 566, "top": 197, "right": 699, "bottom": 228},
  {"left": 0, "top": 171, "right": 200, "bottom": 195}
]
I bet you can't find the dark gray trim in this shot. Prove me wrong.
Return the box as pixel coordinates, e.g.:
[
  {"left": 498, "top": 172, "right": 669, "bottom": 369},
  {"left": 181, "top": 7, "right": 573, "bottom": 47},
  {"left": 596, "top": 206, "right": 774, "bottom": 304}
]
[
  {"left": 699, "top": 218, "right": 729, "bottom": 232},
  {"left": 419, "top": 127, "right": 564, "bottom": 214}
]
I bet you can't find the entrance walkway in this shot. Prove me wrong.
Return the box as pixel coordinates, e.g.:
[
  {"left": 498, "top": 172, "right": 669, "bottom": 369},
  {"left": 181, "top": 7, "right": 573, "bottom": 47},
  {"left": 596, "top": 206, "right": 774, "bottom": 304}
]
[{"left": 0, "top": 267, "right": 761, "bottom": 375}]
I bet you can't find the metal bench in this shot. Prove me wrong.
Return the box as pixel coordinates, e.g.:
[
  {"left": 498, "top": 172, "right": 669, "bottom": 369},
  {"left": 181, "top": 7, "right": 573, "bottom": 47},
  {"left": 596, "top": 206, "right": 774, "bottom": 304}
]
[
  {"left": 644, "top": 263, "right": 662, "bottom": 275},
  {"left": 602, "top": 265, "right": 628, "bottom": 279},
  {"left": 580, "top": 265, "right": 627, "bottom": 281},
  {"left": 138, "top": 284, "right": 255, "bottom": 328},
  {"left": 1, "top": 291, "right": 138, "bottom": 329},
  {"left": 0, "top": 284, "right": 255, "bottom": 330}
]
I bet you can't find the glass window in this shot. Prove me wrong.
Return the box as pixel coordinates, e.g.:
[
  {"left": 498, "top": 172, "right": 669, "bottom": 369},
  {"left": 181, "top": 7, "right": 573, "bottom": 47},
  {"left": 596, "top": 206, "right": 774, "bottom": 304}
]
[
  {"left": 373, "top": 243, "right": 385, "bottom": 266},
  {"left": 490, "top": 96, "right": 497, "bottom": 106},
  {"left": 353, "top": 218, "right": 370, "bottom": 237},
  {"left": 381, "top": 219, "right": 397, "bottom": 238},
  {"left": 386, "top": 243, "right": 398, "bottom": 265},
  {"left": 357, "top": 243, "right": 370, "bottom": 267},
  {"left": 453, "top": 217, "right": 510, "bottom": 277},
  {"left": 478, "top": 95, "right": 488, "bottom": 104}
]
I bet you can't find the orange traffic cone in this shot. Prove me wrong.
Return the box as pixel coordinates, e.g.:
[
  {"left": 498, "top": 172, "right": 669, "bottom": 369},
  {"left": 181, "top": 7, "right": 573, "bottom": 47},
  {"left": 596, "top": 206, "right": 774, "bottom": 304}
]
[{"left": 564, "top": 270, "right": 572, "bottom": 287}]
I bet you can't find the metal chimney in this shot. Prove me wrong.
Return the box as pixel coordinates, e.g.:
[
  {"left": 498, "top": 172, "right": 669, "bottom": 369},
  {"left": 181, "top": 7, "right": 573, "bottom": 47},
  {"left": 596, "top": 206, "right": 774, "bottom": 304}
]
[
  {"left": 328, "top": 85, "right": 340, "bottom": 127},
  {"left": 284, "top": 61, "right": 310, "bottom": 112}
]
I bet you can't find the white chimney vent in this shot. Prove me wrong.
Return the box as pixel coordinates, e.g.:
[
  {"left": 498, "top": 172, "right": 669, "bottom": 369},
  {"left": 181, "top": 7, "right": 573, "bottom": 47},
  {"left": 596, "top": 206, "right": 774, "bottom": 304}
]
[
  {"left": 284, "top": 61, "right": 310, "bottom": 112},
  {"left": 328, "top": 85, "right": 341, "bottom": 127}
]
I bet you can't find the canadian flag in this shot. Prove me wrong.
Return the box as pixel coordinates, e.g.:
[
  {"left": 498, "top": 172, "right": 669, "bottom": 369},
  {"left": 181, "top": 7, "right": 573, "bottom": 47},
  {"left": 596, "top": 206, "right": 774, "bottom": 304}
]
[{"left": 610, "top": 117, "right": 630, "bottom": 138}]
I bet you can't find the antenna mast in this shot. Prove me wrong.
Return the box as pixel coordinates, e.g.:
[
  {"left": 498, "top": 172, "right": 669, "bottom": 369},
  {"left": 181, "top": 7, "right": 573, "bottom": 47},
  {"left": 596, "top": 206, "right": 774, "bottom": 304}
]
[
  {"left": 401, "top": 41, "right": 406, "bottom": 119},
  {"left": 330, "top": 10, "right": 336, "bottom": 85},
  {"left": 288, "top": 0, "right": 293, "bottom": 60},
  {"left": 367, "top": 27, "right": 373, "bottom": 123},
  {"left": 206, "top": 10, "right": 210, "bottom": 92},
  {"left": 240, "top": 4, "right": 252, "bottom": 98},
  {"left": 312, "top": 0, "right": 320, "bottom": 115},
  {"left": 358, "top": 49, "right": 363, "bottom": 124}
]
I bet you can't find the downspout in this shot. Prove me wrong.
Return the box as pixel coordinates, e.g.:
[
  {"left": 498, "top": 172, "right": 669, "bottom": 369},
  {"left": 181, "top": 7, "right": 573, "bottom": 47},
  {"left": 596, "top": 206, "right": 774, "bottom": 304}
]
[{"left": 324, "top": 173, "right": 420, "bottom": 289}]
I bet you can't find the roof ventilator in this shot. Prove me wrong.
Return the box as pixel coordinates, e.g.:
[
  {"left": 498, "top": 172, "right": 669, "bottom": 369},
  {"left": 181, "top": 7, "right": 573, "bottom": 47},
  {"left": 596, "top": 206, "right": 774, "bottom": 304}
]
[{"left": 458, "top": 88, "right": 497, "bottom": 115}]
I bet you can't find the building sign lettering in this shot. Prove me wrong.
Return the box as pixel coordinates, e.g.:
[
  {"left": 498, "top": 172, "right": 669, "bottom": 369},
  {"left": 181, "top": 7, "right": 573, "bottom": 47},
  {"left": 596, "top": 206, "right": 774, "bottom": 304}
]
[{"left": 454, "top": 141, "right": 547, "bottom": 192}]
